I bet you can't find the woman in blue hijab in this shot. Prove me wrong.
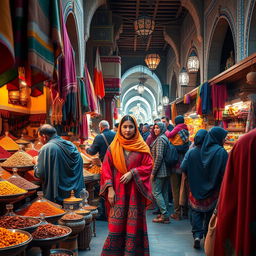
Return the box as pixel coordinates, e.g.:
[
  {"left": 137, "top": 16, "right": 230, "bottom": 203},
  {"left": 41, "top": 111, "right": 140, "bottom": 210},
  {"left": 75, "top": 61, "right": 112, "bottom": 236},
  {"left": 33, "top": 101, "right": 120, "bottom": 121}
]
[{"left": 181, "top": 127, "right": 228, "bottom": 249}]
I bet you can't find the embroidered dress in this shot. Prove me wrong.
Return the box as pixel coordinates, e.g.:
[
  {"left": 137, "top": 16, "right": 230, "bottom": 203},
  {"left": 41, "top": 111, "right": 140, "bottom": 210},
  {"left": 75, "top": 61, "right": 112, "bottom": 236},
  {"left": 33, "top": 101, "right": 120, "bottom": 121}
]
[{"left": 100, "top": 150, "right": 153, "bottom": 256}]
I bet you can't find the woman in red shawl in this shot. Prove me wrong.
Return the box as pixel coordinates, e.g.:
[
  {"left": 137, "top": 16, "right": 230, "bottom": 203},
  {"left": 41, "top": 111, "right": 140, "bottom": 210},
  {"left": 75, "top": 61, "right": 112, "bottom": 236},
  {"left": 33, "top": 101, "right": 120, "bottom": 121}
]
[
  {"left": 214, "top": 129, "right": 256, "bottom": 255},
  {"left": 100, "top": 115, "right": 153, "bottom": 256}
]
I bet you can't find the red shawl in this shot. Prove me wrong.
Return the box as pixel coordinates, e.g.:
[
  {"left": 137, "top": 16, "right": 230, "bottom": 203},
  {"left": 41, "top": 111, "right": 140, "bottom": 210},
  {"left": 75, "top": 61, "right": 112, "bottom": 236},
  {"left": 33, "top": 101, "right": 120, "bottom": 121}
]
[{"left": 214, "top": 129, "right": 256, "bottom": 255}]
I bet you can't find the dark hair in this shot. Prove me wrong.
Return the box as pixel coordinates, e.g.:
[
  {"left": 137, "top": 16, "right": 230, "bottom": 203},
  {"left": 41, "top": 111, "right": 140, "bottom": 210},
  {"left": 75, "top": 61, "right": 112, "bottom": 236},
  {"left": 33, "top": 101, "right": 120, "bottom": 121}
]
[
  {"left": 38, "top": 124, "right": 57, "bottom": 137},
  {"left": 120, "top": 115, "right": 136, "bottom": 127},
  {"left": 154, "top": 118, "right": 161, "bottom": 122},
  {"left": 114, "top": 123, "right": 119, "bottom": 128},
  {"left": 161, "top": 116, "right": 169, "bottom": 122}
]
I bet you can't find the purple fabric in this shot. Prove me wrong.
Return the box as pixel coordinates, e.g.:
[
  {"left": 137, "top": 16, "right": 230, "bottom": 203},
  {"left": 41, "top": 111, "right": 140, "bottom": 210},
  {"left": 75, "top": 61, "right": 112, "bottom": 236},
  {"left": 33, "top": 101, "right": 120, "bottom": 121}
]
[
  {"left": 79, "top": 114, "right": 89, "bottom": 141},
  {"left": 84, "top": 67, "right": 97, "bottom": 113},
  {"left": 58, "top": 3, "right": 77, "bottom": 100}
]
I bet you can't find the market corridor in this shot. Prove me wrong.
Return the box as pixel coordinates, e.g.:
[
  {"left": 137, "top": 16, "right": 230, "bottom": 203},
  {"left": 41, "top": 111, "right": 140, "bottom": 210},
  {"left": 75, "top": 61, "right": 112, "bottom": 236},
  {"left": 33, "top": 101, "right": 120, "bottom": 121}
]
[{"left": 82, "top": 211, "right": 205, "bottom": 256}]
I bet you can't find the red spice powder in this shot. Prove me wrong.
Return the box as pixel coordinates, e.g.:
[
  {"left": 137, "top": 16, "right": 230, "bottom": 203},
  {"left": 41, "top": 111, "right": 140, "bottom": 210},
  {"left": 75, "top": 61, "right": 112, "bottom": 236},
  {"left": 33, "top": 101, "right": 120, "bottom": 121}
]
[
  {"left": 0, "top": 146, "right": 11, "bottom": 159},
  {"left": 26, "top": 149, "right": 38, "bottom": 157}
]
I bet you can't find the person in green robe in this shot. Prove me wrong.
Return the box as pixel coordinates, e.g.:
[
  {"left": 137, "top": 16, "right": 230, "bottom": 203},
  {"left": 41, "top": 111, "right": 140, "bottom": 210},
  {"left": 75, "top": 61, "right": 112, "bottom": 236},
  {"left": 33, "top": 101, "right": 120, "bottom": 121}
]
[{"left": 34, "top": 124, "right": 84, "bottom": 203}]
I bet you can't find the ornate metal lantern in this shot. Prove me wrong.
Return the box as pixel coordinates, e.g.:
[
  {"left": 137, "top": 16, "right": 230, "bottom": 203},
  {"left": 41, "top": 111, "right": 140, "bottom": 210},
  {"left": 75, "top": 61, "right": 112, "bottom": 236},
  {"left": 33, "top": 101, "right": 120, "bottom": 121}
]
[
  {"left": 134, "top": 15, "right": 155, "bottom": 38},
  {"left": 145, "top": 53, "right": 161, "bottom": 70},
  {"left": 179, "top": 67, "right": 189, "bottom": 86},
  {"left": 187, "top": 50, "right": 199, "bottom": 73}
]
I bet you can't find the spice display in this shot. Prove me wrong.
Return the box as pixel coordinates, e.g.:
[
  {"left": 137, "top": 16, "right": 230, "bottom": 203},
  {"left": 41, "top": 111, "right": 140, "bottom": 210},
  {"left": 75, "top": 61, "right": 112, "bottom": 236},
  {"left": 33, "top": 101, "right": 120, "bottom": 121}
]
[
  {"left": 83, "top": 169, "right": 94, "bottom": 176},
  {"left": 7, "top": 173, "right": 39, "bottom": 190},
  {"left": 0, "top": 216, "right": 40, "bottom": 229},
  {"left": 0, "top": 146, "right": 11, "bottom": 159},
  {"left": 83, "top": 205, "right": 97, "bottom": 211},
  {"left": 62, "top": 213, "right": 84, "bottom": 220},
  {"left": 0, "top": 134, "right": 19, "bottom": 151},
  {"left": 1, "top": 151, "right": 34, "bottom": 167},
  {"left": 63, "top": 190, "right": 82, "bottom": 202},
  {"left": 87, "top": 165, "right": 101, "bottom": 174},
  {"left": 17, "top": 201, "right": 65, "bottom": 217},
  {"left": 75, "top": 209, "right": 90, "bottom": 215},
  {"left": 0, "top": 181, "right": 27, "bottom": 195},
  {"left": 15, "top": 136, "right": 30, "bottom": 145},
  {"left": 50, "top": 253, "right": 71, "bottom": 256},
  {"left": 32, "top": 224, "right": 69, "bottom": 239},
  {"left": 26, "top": 149, "right": 38, "bottom": 157},
  {"left": 0, "top": 169, "right": 12, "bottom": 179},
  {"left": 0, "top": 227, "right": 29, "bottom": 248}
]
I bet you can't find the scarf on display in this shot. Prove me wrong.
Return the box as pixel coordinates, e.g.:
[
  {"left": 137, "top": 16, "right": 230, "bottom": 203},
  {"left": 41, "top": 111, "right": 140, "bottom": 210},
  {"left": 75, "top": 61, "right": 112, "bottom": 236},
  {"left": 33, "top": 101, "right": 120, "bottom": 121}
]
[{"left": 110, "top": 115, "right": 151, "bottom": 174}]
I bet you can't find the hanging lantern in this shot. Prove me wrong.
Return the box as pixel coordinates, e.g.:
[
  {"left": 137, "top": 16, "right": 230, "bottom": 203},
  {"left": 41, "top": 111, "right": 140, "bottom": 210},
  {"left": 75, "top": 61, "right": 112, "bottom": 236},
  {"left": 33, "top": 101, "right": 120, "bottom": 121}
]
[
  {"left": 163, "top": 96, "right": 169, "bottom": 106},
  {"left": 137, "top": 83, "right": 145, "bottom": 95},
  {"left": 8, "top": 90, "right": 20, "bottom": 104},
  {"left": 134, "top": 15, "right": 155, "bottom": 38},
  {"left": 19, "top": 82, "right": 30, "bottom": 106},
  {"left": 187, "top": 50, "right": 200, "bottom": 73},
  {"left": 157, "top": 104, "right": 163, "bottom": 112},
  {"left": 179, "top": 67, "right": 189, "bottom": 86},
  {"left": 145, "top": 53, "right": 161, "bottom": 70},
  {"left": 246, "top": 71, "right": 256, "bottom": 85}
]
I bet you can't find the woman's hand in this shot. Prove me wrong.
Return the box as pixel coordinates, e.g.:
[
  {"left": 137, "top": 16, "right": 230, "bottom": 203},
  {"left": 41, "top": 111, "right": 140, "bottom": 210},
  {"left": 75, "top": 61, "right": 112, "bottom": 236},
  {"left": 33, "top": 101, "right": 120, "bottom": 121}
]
[
  {"left": 108, "top": 187, "right": 115, "bottom": 206},
  {"left": 120, "top": 172, "right": 133, "bottom": 184}
]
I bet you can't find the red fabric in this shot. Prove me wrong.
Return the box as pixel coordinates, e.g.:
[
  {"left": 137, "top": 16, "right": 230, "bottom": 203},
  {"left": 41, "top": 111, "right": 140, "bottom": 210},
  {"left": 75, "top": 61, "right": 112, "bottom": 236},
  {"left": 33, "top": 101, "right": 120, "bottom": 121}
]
[
  {"left": 165, "top": 123, "right": 188, "bottom": 138},
  {"left": 94, "top": 48, "right": 105, "bottom": 99},
  {"left": 214, "top": 129, "right": 256, "bottom": 255},
  {"left": 211, "top": 83, "right": 227, "bottom": 121},
  {"left": 100, "top": 150, "right": 153, "bottom": 255}
]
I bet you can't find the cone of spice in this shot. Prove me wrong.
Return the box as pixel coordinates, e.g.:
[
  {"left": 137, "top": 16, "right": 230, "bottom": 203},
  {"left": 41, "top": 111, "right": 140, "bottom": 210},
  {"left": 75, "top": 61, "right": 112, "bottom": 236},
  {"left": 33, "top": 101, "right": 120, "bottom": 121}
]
[
  {"left": 15, "top": 135, "right": 30, "bottom": 145},
  {"left": 0, "top": 180, "right": 27, "bottom": 195},
  {"left": 0, "top": 132, "right": 19, "bottom": 151},
  {"left": 1, "top": 150, "right": 34, "bottom": 167},
  {"left": 32, "top": 224, "right": 69, "bottom": 239},
  {"left": 0, "top": 146, "right": 11, "bottom": 160},
  {"left": 17, "top": 200, "right": 65, "bottom": 217},
  {"left": 7, "top": 168, "right": 39, "bottom": 191},
  {"left": 0, "top": 167, "right": 12, "bottom": 179},
  {"left": 0, "top": 216, "right": 40, "bottom": 229}
]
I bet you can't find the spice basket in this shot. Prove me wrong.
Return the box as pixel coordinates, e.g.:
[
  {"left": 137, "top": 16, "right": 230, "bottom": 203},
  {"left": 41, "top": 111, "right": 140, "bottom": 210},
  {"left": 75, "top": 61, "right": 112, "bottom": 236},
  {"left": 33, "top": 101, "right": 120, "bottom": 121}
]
[
  {"left": 0, "top": 191, "right": 27, "bottom": 203},
  {"left": 1, "top": 165, "right": 34, "bottom": 173},
  {"left": 31, "top": 225, "right": 72, "bottom": 246},
  {"left": 0, "top": 229, "right": 32, "bottom": 256}
]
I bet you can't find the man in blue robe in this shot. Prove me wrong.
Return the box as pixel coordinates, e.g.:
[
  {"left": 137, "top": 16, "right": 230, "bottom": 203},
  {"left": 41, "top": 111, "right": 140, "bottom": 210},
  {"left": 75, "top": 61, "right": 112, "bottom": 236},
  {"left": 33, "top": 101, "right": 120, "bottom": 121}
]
[{"left": 34, "top": 124, "right": 84, "bottom": 203}]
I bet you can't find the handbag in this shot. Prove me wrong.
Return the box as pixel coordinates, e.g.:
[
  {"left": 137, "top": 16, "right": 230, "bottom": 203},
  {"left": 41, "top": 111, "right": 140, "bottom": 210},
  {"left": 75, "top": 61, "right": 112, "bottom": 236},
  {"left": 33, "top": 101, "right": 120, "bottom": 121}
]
[{"left": 205, "top": 209, "right": 217, "bottom": 256}]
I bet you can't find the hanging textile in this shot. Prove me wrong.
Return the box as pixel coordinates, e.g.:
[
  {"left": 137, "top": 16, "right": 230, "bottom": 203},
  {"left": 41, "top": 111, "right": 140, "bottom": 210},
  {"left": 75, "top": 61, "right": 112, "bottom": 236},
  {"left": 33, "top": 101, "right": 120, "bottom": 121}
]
[
  {"left": 94, "top": 48, "right": 105, "bottom": 99},
  {"left": 26, "top": 0, "right": 62, "bottom": 96},
  {"left": 84, "top": 66, "right": 98, "bottom": 115},
  {"left": 196, "top": 84, "right": 202, "bottom": 115},
  {"left": 78, "top": 78, "right": 89, "bottom": 114},
  {"left": 171, "top": 103, "right": 177, "bottom": 124},
  {"left": 183, "top": 94, "right": 191, "bottom": 104},
  {"left": 79, "top": 114, "right": 89, "bottom": 142},
  {"left": 0, "top": 0, "right": 16, "bottom": 87},
  {"left": 200, "top": 82, "right": 212, "bottom": 115},
  {"left": 211, "top": 83, "right": 227, "bottom": 121}
]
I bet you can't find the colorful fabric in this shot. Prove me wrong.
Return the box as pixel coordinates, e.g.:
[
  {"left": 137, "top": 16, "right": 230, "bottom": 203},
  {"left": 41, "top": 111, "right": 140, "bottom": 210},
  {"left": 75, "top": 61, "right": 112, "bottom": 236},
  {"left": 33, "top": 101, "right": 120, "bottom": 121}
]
[
  {"left": 165, "top": 123, "right": 189, "bottom": 146},
  {"left": 27, "top": 0, "right": 62, "bottom": 96},
  {"left": 110, "top": 115, "right": 151, "bottom": 175},
  {"left": 211, "top": 83, "right": 227, "bottom": 120},
  {"left": 94, "top": 48, "right": 105, "bottom": 99},
  {"left": 100, "top": 149, "right": 153, "bottom": 256},
  {"left": 0, "top": 0, "right": 16, "bottom": 86},
  {"left": 196, "top": 84, "right": 202, "bottom": 115},
  {"left": 171, "top": 103, "right": 177, "bottom": 124},
  {"left": 214, "top": 129, "right": 256, "bottom": 256},
  {"left": 200, "top": 82, "right": 212, "bottom": 114},
  {"left": 184, "top": 94, "right": 190, "bottom": 104}
]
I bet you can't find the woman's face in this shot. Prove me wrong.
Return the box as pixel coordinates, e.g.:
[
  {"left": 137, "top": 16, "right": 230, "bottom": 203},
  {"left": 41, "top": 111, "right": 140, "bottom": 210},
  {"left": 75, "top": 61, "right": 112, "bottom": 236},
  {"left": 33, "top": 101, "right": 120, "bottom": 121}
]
[
  {"left": 154, "top": 125, "right": 161, "bottom": 136},
  {"left": 121, "top": 120, "right": 136, "bottom": 139}
]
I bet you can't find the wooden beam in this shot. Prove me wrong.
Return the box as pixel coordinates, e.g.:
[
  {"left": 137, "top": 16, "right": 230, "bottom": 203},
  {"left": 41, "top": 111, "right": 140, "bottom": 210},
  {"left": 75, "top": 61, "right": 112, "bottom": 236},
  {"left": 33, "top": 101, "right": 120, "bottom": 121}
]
[
  {"left": 134, "top": 0, "right": 140, "bottom": 52},
  {"left": 146, "top": 0, "right": 160, "bottom": 51}
]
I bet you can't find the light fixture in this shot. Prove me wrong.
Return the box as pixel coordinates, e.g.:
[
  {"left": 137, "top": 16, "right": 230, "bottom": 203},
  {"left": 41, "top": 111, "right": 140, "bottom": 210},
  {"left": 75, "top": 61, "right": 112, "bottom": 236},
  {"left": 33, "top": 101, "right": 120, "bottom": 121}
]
[
  {"left": 163, "top": 96, "right": 169, "bottom": 106},
  {"left": 134, "top": 15, "right": 155, "bottom": 39},
  {"left": 137, "top": 83, "right": 145, "bottom": 95},
  {"left": 157, "top": 104, "right": 163, "bottom": 112},
  {"left": 145, "top": 53, "right": 161, "bottom": 70},
  {"left": 187, "top": 50, "right": 199, "bottom": 73},
  {"left": 179, "top": 67, "right": 189, "bottom": 86},
  {"left": 152, "top": 110, "right": 157, "bottom": 116}
]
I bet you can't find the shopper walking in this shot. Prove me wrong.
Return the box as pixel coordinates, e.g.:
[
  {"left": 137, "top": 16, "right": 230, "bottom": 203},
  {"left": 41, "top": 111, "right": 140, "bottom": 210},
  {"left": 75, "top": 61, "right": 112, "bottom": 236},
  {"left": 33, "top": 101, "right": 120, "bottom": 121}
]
[
  {"left": 100, "top": 115, "right": 153, "bottom": 256},
  {"left": 150, "top": 122, "right": 171, "bottom": 224}
]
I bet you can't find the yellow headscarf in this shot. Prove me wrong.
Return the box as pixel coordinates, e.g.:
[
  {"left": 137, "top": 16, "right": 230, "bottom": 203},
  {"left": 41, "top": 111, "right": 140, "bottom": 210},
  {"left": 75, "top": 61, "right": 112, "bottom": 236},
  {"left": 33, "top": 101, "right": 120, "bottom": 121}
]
[{"left": 110, "top": 115, "right": 151, "bottom": 174}]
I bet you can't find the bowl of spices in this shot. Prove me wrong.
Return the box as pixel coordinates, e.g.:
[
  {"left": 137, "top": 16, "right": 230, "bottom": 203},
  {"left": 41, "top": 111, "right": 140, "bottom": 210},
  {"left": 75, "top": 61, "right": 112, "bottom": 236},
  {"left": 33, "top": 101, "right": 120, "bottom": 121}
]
[
  {"left": 0, "top": 181, "right": 28, "bottom": 203},
  {"left": 0, "top": 216, "right": 42, "bottom": 233},
  {"left": 0, "top": 228, "right": 32, "bottom": 256},
  {"left": 31, "top": 224, "right": 71, "bottom": 247}
]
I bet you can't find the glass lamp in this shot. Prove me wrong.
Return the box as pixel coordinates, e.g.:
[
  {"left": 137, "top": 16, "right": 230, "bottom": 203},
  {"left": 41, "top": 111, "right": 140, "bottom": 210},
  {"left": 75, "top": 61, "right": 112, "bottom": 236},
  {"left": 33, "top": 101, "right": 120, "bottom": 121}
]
[
  {"left": 179, "top": 67, "right": 189, "bottom": 86},
  {"left": 187, "top": 50, "right": 199, "bottom": 73},
  {"left": 145, "top": 53, "right": 161, "bottom": 70}
]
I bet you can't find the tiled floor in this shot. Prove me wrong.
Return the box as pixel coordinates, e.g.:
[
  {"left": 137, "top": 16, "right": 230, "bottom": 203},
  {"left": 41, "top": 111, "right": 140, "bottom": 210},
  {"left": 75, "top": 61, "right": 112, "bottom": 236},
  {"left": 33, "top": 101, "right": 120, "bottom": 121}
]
[{"left": 80, "top": 211, "right": 206, "bottom": 256}]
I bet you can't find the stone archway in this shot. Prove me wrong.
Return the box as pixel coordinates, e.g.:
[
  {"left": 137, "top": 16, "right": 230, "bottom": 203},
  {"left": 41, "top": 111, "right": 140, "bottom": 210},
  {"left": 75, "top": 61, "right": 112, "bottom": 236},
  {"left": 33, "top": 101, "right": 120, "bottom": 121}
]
[
  {"left": 207, "top": 17, "right": 235, "bottom": 79},
  {"left": 66, "top": 13, "right": 80, "bottom": 73},
  {"left": 245, "top": 0, "right": 256, "bottom": 56}
]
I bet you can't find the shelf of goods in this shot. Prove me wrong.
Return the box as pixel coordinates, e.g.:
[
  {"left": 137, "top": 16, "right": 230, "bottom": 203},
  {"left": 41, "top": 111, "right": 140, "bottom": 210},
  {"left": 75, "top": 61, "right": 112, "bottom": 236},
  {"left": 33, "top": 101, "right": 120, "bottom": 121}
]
[
  {"left": 223, "top": 101, "right": 249, "bottom": 152},
  {"left": 185, "top": 115, "right": 207, "bottom": 141}
]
